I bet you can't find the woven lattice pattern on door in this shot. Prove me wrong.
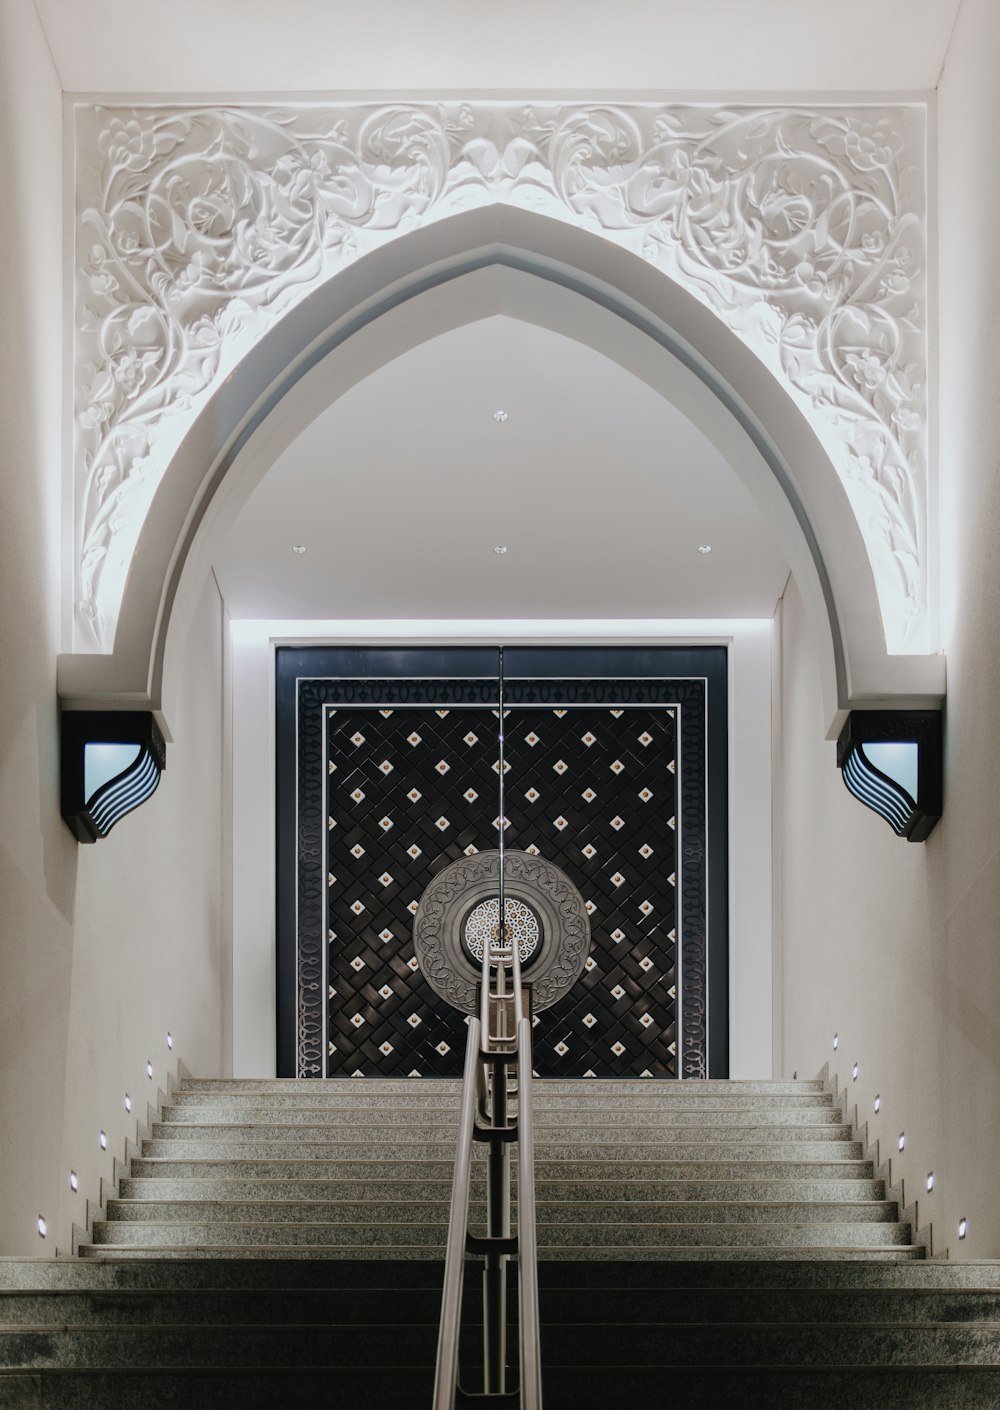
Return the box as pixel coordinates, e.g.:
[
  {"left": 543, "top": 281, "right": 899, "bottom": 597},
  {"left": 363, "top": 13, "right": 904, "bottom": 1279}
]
[
  {"left": 294, "top": 675, "right": 710, "bottom": 1079},
  {"left": 325, "top": 703, "right": 679, "bottom": 1078}
]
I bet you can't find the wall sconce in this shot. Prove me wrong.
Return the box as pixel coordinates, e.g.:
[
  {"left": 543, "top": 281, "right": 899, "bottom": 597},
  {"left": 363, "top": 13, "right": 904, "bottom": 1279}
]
[
  {"left": 61, "top": 711, "right": 165, "bottom": 843},
  {"left": 837, "top": 711, "right": 942, "bottom": 842}
]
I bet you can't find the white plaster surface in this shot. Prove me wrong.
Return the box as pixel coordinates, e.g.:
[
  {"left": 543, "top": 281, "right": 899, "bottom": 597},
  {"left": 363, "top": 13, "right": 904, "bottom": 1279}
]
[
  {"left": 35, "top": 0, "right": 960, "bottom": 94},
  {"left": 0, "top": 3, "right": 232, "bottom": 1253},
  {"left": 778, "top": 0, "right": 1000, "bottom": 1259}
]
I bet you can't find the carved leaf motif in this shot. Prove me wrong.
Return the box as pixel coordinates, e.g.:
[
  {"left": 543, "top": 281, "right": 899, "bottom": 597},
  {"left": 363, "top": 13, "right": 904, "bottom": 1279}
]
[{"left": 73, "top": 101, "right": 928, "bottom": 651}]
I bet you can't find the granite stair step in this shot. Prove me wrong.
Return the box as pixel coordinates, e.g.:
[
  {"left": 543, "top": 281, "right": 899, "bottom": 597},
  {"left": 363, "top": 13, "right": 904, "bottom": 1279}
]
[
  {"left": 150, "top": 1117, "right": 855, "bottom": 1139},
  {"left": 117, "top": 1176, "right": 886, "bottom": 1201},
  {"left": 140, "top": 1137, "right": 866, "bottom": 1160},
  {"left": 6, "top": 1320, "right": 1000, "bottom": 1373},
  {"left": 1, "top": 1365, "right": 996, "bottom": 1410},
  {"left": 6, "top": 1284, "right": 1000, "bottom": 1329},
  {"left": 103, "top": 1198, "right": 900, "bottom": 1226},
  {"left": 179, "top": 1077, "right": 824, "bottom": 1096},
  {"left": 159, "top": 1103, "right": 846, "bottom": 1126},
  {"left": 167, "top": 1091, "right": 837, "bottom": 1112},
  {"left": 87, "top": 1219, "right": 913, "bottom": 1249},
  {"left": 129, "top": 1155, "right": 877, "bottom": 1181}
]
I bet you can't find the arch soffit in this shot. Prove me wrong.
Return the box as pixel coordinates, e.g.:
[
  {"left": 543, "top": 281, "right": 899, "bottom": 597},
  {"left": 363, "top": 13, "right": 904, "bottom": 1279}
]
[{"left": 58, "top": 205, "right": 944, "bottom": 737}]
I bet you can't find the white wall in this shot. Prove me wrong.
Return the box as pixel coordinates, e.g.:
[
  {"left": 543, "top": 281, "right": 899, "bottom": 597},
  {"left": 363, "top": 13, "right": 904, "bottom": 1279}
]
[
  {"left": 0, "top": 0, "right": 231, "bottom": 1256},
  {"left": 230, "top": 622, "right": 773, "bottom": 1079},
  {"left": 778, "top": 0, "right": 1000, "bottom": 1261}
]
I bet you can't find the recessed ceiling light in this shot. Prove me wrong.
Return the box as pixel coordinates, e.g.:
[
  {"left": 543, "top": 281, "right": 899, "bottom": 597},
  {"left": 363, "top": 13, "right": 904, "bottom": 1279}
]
[
  {"left": 292, "top": 545, "right": 307, "bottom": 555},
  {"left": 697, "top": 544, "right": 712, "bottom": 555},
  {"left": 492, "top": 410, "right": 508, "bottom": 423},
  {"left": 494, "top": 545, "right": 508, "bottom": 556}
]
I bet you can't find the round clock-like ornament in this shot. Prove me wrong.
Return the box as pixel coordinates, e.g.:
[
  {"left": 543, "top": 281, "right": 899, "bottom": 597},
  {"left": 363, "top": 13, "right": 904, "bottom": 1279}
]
[{"left": 412, "top": 849, "right": 591, "bottom": 1015}]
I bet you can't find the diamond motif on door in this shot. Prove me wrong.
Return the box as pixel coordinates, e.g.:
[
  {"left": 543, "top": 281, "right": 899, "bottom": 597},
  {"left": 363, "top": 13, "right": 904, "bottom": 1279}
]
[{"left": 323, "top": 699, "right": 680, "bottom": 1077}]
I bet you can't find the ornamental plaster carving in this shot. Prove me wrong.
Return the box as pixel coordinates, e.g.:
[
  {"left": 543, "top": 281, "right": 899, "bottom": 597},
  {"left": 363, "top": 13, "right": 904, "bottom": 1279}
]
[{"left": 73, "top": 101, "right": 928, "bottom": 651}]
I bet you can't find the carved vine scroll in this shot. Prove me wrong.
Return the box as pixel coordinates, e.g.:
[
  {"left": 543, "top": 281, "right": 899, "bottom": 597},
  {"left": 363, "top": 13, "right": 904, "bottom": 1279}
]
[{"left": 73, "top": 102, "right": 928, "bottom": 651}]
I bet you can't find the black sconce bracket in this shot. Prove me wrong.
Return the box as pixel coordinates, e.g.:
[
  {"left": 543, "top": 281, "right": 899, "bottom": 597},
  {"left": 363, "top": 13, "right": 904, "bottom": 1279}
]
[
  {"left": 61, "top": 711, "right": 166, "bottom": 843},
  {"left": 837, "top": 709, "right": 942, "bottom": 842}
]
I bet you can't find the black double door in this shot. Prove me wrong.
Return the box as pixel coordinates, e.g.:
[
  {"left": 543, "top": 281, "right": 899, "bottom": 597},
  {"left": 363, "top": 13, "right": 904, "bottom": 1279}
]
[{"left": 276, "top": 647, "right": 728, "bottom": 1080}]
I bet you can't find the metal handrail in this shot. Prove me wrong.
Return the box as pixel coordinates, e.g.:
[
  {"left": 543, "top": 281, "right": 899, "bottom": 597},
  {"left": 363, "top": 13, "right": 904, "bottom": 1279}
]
[
  {"left": 434, "top": 1018, "right": 481, "bottom": 1406},
  {"left": 433, "top": 950, "right": 542, "bottom": 1409},
  {"left": 515, "top": 1015, "right": 541, "bottom": 1410}
]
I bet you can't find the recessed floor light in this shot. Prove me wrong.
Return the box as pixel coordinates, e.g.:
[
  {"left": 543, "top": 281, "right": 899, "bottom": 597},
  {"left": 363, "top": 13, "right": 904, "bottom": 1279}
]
[
  {"left": 492, "top": 409, "right": 508, "bottom": 423},
  {"left": 292, "top": 545, "right": 307, "bottom": 555},
  {"left": 494, "top": 545, "right": 508, "bottom": 556},
  {"left": 697, "top": 544, "right": 712, "bottom": 554}
]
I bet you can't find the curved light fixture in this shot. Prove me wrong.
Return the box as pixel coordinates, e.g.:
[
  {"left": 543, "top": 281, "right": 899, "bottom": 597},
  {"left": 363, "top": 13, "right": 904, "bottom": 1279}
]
[
  {"left": 838, "top": 710, "right": 942, "bottom": 842},
  {"left": 61, "top": 711, "right": 166, "bottom": 843}
]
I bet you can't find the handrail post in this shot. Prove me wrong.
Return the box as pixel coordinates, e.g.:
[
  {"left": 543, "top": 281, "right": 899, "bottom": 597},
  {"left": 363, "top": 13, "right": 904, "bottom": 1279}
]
[{"left": 483, "top": 1055, "right": 509, "bottom": 1394}]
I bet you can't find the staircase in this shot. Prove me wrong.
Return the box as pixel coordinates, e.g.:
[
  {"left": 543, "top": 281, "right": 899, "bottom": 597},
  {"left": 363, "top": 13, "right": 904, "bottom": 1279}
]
[
  {"left": 2, "top": 1075, "right": 999, "bottom": 1406},
  {"left": 82, "top": 1076, "right": 915, "bottom": 1260}
]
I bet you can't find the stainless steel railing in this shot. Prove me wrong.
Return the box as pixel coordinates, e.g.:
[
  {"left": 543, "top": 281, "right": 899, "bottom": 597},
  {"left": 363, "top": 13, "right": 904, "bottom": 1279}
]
[{"left": 433, "top": 935, "right": 542, "bottom": 1408}]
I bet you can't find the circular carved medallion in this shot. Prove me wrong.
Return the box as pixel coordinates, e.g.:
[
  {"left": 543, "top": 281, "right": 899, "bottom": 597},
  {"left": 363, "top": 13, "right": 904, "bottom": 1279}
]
[
  {"left": 413, "top": 850, "right": 591, "bottom": 1015},
  {"left": 464, "top": 896, "right": 540, "bottom": 965}
]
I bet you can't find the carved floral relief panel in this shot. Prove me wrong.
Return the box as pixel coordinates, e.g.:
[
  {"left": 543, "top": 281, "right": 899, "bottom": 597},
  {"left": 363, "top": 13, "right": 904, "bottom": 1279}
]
[{"left": 73, "top": 101, "right": 928, "bottom": 652}]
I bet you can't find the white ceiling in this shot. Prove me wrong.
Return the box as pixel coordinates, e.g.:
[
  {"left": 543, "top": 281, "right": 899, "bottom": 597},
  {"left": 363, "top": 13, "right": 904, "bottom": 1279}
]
[
  {"left": 39, "top": 0, "right": 959, "bottom": 94},
  {"left": 213, "top": 316, "right": 789, "bottom": 622}
]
